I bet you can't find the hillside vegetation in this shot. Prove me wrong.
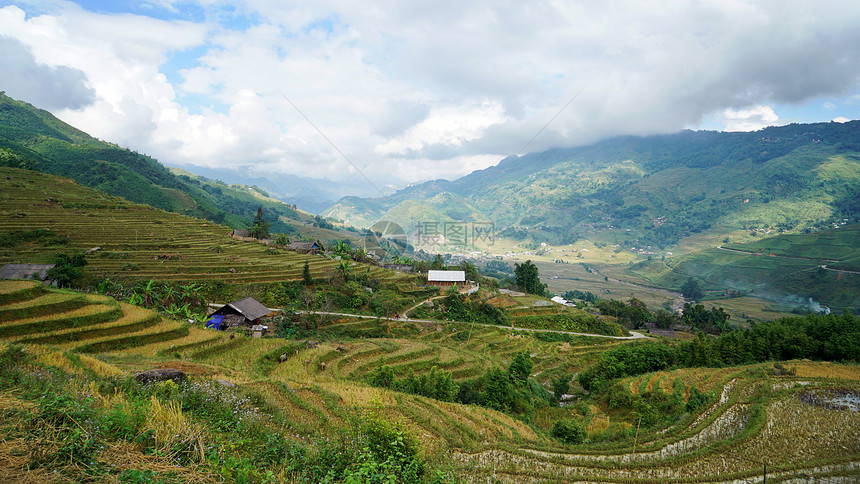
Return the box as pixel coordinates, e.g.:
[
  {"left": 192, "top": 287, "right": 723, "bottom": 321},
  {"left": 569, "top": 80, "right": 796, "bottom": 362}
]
[
  {"left": 1, "top": 280, "right": 858, "bottom": 482},
  {"left": 627, "top": 224, "right": 860, "bottom": 311},
  {"left": 0, "top": 167, "right": 400, "bottom": 286},
  {"left": 325, "top": 122, "right": 860, "bottom": 250},
  {"left": 0, "top": 92, "right": 352, "bottom": 234}
]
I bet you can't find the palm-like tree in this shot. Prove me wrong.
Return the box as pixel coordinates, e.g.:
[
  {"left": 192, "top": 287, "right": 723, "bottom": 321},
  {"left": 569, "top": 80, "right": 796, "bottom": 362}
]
[{"left": 334, "top": 260, "right": 353, "bottom": 282}]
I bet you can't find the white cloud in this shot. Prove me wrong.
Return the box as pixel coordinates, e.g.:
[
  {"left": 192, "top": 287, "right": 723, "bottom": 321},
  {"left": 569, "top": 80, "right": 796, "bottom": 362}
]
[
  {"left": 375, "top": 100, "right": 508, "bottom": 157},
  {"left": 832, "top": 116, "right": 851, "bottom": 123},
  {"left": 0, "top": 35, "right": 94, "bottom": 110},
  {"left": 719, "top": 105, "right": 780, "bottom": 132},
  {"left": 2, "top": 0, "right": 860, "bottom": 192}
]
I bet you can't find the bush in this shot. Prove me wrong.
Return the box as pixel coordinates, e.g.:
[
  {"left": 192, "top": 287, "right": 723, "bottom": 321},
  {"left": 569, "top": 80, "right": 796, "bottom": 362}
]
[{"left": 552, "top": 418, "right": 586, "bottom": 444}]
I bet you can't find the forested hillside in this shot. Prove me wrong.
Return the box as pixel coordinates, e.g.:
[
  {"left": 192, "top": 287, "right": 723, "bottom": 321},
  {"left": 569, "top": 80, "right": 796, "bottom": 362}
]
[
  {"left": 0, "top": 93, "right": 317, "bottom": 233},
  {"left": 325, "top": 121, "right": 860, "bottom": 248}
]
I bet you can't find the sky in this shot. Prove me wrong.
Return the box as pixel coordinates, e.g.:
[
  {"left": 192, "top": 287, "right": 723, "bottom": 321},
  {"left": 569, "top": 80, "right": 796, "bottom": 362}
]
[{"left": 2, "top": 0, "right": 860, "bottom": 197}]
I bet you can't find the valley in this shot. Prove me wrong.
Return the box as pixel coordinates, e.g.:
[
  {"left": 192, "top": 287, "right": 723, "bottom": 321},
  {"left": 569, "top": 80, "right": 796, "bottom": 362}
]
[{"left": 1, "top": 92, "right": 859, "bottom": 483}]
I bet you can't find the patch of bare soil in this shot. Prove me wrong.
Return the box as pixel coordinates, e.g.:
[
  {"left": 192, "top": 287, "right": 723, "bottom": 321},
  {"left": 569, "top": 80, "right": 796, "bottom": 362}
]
[{"left": 798, "top": 388, "right": 860, "bottom": 411}]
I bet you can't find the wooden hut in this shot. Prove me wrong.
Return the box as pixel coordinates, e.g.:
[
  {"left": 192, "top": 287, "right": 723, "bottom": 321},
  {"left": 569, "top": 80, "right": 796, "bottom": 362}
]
[
  {"left": 287, "top": 241, "right": 322, "bottom": 254},
  {"left": 206, "top": 297, "right": 271, "bottom": 330}
]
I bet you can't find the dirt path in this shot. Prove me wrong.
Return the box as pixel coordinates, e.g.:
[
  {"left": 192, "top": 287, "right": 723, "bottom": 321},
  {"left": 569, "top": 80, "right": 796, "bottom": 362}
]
[
  {"left": 299, "top": 309, "right": 651, "bottom": 340},
  {"left": 716, "top": 245, "right": 841, "bottom": 263}
]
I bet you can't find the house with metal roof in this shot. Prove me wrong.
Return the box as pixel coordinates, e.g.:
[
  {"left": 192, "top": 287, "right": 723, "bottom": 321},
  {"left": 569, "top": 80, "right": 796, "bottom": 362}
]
[
  {"left": 206, "top": 296, "right": 272, "bottom": 330},
  {"left": 0, "top": 263, "right": 55, "bottom": 283},
  {"left": 427, "top": 270, "right": 466, "bottom": 287}
]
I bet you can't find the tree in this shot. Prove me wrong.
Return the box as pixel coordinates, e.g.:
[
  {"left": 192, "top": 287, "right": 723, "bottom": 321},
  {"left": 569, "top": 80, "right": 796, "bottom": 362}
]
[
  {"left": 681, "top": 277, "right": 704, "bottom": 301},
  {"left": 508, "top": 351, "right": 533, "bottom": 382},
  {"left": 302, "top": 260, "right": 313, "bottom": 284},
  {"left": 46, "top": 252, "right": 87, "bottom": 288},
  {"left": 430, "top": 254, "right": 446, "bottom": 270},
  {"left": 248, "top": 206, "right": 270, "bottom": 239},
  {"left": 459, "top": 260, "right": 479, "bottom": 281},
  {"left": 514, "top": 260, "right": 546, "bottom": 295}
]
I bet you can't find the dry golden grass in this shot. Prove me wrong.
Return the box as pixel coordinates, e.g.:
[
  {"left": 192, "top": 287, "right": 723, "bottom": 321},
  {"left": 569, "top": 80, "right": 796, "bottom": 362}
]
[
  {"left": 25, "top": 346, "right": 83, "bottom": 375},
  {"left": 0, "top": 280, "right": 38, "bottom": 294},
  {"left": 56, "top": 318, "right": 183, "bottom": 352},
  {"left": 327, "top": 380, "right": 396, "bottom": 407},
  {"left": 0, "top": 303, "right": 115, "bottom": 328},
  {"left": 9, "top": 302, "right": 154, "bottom": 344},
  {"left": 0, "top": 391, "right": 214, "bottom": 484},
  {"left": 194, "top": 337, "right": 287, "bottom": 372},
  {"left": 121, "top": 326, "right": 221, "bottom": 357},
  {"left": 77, "top": 354, "right": 124, "bottom": 378},
  {"left": 790, "top": 360, "right": 860, "bottom": 380},
  {"left": 0, "top": 291, "right": 80, "bottom": 311},
  {"left": 146, "top": 395, "right": 206, "bottom": 462}
]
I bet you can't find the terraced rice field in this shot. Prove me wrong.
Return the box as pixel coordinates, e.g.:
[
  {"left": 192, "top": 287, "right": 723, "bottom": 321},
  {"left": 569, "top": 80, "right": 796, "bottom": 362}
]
[
  {"left": 2, "top": 280, "right": 858, "bottom": 482},
  {"left": 0, "top": 167, "right": 406, "bottom": 284}
]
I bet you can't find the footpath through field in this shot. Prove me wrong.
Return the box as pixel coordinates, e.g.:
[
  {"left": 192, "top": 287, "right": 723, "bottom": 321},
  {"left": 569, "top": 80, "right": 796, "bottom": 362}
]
[{"left": 297, "top": 309, "right": 650, "bottom": 340}]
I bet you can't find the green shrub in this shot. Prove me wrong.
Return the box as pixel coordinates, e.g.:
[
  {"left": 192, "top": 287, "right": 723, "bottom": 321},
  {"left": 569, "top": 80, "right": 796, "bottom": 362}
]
[{"left": 551, "top": 418, "right": 586, "bottom": 444}]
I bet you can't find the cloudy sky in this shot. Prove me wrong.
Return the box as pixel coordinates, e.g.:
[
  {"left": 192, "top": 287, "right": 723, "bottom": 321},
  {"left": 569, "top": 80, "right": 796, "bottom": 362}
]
[{"left": 2, "top": 0, "right": 860, "bottom": 196}]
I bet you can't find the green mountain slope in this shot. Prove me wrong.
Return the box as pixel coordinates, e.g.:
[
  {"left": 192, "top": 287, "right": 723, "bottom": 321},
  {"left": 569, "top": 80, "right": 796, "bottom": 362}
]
[
  {"left": 0, "top": 92, "right": 355, "bottom": 239},
  {"left": 627, "top": 224, "right": 860, "bottom": 310},
  {"left": 324, "top": 122, "right": 860, "bottom": 249}
]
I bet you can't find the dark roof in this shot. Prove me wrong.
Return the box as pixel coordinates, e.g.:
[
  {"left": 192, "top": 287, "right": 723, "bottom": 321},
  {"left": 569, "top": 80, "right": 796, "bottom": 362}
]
[
  {"left": 226, "top": 297, "right": 270, "bottom": 321},
  {"left": 0, "top": 263, "right": 55, "bottom": 281},
  {"left": 232, "top": 229, "right": 251, "bottom": 237},
  {"left": 645, "top": 323, "right": 676, "bottom": 338},
  {"left": 288, "top": 241, "right": 320, "bottom": 250}
]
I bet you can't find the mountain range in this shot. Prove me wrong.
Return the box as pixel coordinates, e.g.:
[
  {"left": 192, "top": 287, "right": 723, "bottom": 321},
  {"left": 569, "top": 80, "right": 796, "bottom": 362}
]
[{"left": 324, "top": 123, "right": 860, "bottom": 250}]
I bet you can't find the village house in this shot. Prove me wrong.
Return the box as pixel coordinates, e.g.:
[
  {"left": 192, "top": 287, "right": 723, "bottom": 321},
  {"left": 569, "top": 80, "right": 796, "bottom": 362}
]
[
  {"left": 287, "top": 241, "right": 322, "bottom": 254},
  {"left": 205, "top": 297, "right": 272, "bottom": 331},
  {"left": 427, "top": 270, "right": 466, "bottom": 287},
  {"left": 0, "top": 263, "right": 55, "bottom": 284},
  {"left": 383, "top": 264, "right": 415, "bottom": 273}
]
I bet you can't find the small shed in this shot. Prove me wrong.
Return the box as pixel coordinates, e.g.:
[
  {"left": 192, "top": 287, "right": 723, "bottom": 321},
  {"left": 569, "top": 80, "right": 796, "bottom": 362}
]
[
  {"left": 383, "top": 264, "right": 415, "bottom": 273},
  {"left": 0, "top": 263, "right": 55, "bottom": 282},
  {"left": 427, "top": 270, "right": 466, "bottom": 287},
  {"left": 206, "top": 297, "right": 271, "bottom": 330},
  {"left": 288, "top": 241, "right": 321, "bottom": 254},
  {"left": 551, "top": 295, "right": 575, "bottom": 307},
  {"left": 646, "top": 322, "right": 676, "bottom": 338}
]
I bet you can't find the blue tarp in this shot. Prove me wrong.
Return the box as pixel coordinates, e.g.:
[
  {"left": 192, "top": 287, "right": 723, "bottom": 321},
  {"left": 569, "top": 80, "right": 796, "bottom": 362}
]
[{"left": 205, "top": 314, "right": 224, "bottom": 330}]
